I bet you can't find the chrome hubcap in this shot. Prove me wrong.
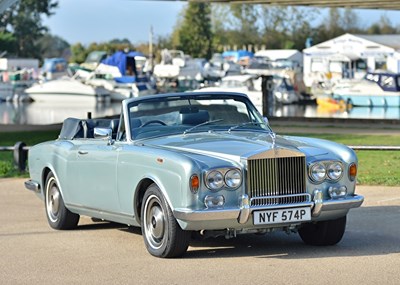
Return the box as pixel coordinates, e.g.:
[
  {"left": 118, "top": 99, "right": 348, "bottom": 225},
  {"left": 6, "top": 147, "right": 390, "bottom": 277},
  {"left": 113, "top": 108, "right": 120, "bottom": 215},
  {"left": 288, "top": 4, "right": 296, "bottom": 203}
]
[
  {"left": 46, "top": 177, "right": 60, "bottom": 222},
  {"left": 144, "top": 195, "right": 166, "bottom": 249}
]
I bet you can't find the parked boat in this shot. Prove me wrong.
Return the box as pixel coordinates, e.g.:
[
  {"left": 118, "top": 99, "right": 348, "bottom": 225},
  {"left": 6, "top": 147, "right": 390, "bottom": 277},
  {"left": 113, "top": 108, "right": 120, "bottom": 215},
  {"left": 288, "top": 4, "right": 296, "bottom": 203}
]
[
  {"left": 332, "top": 71, "right": 400, "bottom": 107},
  {"left": 316, "top": 96, "right": 347, "bottom": 112},
  {"left": 94, "top": 51, "right": 157, "bottom": 100},
  {"left": 194, "top": 74, "right": 300, "bottom": 113},
  {"left": 153, "top": 49, "right": 186, "bottom": 80},
  {"left": 25, "top": 77, "right": 110, "bottom": 104},
  {"left": 79, "top": 64, "right": 156, "bottom": 101},
  {"left": 41, "top": 58, "right": 69, "bottom": 80}
]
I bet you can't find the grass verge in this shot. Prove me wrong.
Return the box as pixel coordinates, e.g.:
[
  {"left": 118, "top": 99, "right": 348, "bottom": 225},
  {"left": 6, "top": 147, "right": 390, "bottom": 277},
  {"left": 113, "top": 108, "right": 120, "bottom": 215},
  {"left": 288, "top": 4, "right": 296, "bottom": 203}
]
[{"left": 0, "top": 130, "right": 59, "bottom": 178}]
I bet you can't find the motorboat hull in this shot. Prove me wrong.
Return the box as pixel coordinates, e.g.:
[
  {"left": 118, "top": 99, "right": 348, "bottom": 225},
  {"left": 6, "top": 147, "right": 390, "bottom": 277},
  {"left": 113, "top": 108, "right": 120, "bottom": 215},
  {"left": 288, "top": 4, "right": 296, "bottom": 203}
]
[
  {"left": 334, "top": 92, "right": 400, "bottom": 107},
  {"left": 25, "top": 78, "right": 110, "bottom": 103},
  {"left": 332, "top": 72, "right": 400, "bottom": 107}
]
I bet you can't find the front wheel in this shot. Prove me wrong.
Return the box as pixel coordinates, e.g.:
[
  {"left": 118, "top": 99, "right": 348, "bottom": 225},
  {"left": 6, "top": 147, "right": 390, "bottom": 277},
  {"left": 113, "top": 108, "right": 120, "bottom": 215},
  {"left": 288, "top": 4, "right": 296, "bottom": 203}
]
[
  {"left": 141, "top": 184, "right": 190, "bottom": 258},
  {"left": 45, "top": 172, "right": 79, "bottom": 230},
  {"left": 299, "top": 216, "right": 346, "bottom": 246}
]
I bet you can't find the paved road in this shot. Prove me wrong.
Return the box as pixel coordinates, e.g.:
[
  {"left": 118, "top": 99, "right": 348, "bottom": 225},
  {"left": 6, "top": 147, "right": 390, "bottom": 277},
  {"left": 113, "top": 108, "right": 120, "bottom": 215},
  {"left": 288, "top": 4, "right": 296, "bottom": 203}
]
[{"left": 1, "top": 178, "right": 399, "bottom": 284}]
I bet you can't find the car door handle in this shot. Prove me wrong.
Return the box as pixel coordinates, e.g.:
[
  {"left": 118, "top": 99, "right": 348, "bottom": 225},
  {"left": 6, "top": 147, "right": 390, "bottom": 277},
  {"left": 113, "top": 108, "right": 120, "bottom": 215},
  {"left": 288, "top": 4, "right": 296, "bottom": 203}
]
[{"left": 78, "top": 150, "right": 88, "bottom": 155}]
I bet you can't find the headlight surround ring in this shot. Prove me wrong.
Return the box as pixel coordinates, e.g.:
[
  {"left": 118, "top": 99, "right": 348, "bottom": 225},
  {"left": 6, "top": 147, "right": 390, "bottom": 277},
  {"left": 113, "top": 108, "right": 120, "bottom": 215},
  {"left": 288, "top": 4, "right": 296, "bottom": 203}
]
[
  {"left": 309, "top": 162, "right": 327, "bottom": 183},
  {"left": 327, "top": 162, "right": 344, "bottom": 181},
  {"left": 205, "top": 170, "right": 224, "bottom": 190},
  {"left": 224, "top": 169, "right": 242, "bottom": 189}
]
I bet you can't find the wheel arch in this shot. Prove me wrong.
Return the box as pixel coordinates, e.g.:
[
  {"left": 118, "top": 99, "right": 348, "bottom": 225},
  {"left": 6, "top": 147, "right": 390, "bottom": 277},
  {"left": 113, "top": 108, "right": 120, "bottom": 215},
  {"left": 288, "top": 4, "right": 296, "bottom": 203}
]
[
  {"left": 41, "top": 167, "right": 54, "bottom": 200},
  {"left": 133, "top": 174, "right": 179, "bottom": 225},
  {"left": 42, "top": 167, "right": 52, "bottom": 190},
  {"left": 41, "top": 166, "right": 65, "bottom": 200},
  {"left": 133, "top": 178, "right": 156, "bottom": 225}
]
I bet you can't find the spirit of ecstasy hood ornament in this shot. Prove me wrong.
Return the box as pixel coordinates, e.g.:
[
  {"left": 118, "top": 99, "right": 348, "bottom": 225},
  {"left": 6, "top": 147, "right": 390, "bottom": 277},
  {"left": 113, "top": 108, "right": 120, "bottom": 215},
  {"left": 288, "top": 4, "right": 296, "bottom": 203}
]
[
  {"left": 269, "top": 131, "right": 276, "bottom": 149},
  {"left": 262, "top": 117, "right": 276, "bottom": 149}
]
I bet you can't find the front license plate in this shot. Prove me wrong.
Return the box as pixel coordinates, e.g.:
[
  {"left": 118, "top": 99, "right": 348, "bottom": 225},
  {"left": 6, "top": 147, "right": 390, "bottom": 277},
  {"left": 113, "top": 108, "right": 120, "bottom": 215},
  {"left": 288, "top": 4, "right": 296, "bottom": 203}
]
[{"left": 253, "top": 207, "right": 311, "bottom": 225}]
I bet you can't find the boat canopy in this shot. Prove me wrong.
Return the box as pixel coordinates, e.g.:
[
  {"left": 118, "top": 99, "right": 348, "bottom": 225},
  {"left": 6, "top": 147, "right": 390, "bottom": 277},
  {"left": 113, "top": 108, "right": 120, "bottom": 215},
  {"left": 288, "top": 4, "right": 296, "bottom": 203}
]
[
  {"left": 101, "top": 51, "right": 145, "bottom": 76},
  {"left": 222, "top": 50, "right": 254, "bottom": 63},
  {"left": 365, "top": 71, "right": 400, "bottom": 92},
  {"left": 42, "top": 58, "right": 68, "bottom": 73}
]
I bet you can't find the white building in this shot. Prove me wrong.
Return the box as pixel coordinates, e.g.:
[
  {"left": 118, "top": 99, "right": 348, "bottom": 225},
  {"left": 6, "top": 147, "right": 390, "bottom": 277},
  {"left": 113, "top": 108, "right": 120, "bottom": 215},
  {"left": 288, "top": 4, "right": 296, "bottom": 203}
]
[
  {"left": 0, "top": 58, "right": 39, "bottom": 72},
  {"left": 303, "top": 33, "right": 400, "bottom": 87},
  {"left": 255, "top": 49, "right": 303, "bottom": 69}
]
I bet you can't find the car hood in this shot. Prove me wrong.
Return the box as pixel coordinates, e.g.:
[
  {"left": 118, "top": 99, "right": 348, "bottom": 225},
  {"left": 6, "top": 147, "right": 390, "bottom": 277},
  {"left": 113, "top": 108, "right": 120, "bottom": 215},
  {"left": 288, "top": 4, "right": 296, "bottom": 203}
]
[{"left": 141, "top": 131, "right": 329, "bottom": 163}]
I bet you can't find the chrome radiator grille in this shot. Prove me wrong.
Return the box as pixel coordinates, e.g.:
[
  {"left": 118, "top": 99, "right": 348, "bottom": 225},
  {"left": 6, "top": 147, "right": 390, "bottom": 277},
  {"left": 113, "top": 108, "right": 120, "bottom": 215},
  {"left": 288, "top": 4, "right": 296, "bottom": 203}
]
[{"left": 247, "top": 155, "right": 308, "bottom": 207}]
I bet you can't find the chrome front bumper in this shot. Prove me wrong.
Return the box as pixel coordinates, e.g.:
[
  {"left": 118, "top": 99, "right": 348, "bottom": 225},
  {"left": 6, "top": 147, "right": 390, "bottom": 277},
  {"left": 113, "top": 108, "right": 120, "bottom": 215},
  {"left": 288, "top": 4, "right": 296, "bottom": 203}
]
[{"left": 173, "top": 192, "right": 364, "bottom": 225}]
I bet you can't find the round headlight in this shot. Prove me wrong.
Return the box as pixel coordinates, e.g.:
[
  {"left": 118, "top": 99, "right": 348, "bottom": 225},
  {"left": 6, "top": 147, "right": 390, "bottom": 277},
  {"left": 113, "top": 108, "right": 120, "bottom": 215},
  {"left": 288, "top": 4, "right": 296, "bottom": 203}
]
[
  {"left": 327, "top": 162, "right": 343, "bottom": 180},
  {"left": 205, "top": 170, "right": 224, "bottom": 190},
  {"left": 310, "top": 163, "right": 326, "bottom": 182},
  {"left": 224, "top": 169, "right": 242, "bottom": 189}
]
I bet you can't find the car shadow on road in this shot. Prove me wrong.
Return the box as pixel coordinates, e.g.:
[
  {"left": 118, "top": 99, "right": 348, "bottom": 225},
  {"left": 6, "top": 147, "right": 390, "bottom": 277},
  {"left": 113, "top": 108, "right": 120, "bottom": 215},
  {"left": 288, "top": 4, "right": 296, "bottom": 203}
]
[
  {"left": 76, "top": 220, "right": 127, "bottom": 231},
  {"left": 76, "top": 219, "right": 143, "bottom": 235},
  {"left": 72, "top": 205, "right": 399, "bottom": 259}
]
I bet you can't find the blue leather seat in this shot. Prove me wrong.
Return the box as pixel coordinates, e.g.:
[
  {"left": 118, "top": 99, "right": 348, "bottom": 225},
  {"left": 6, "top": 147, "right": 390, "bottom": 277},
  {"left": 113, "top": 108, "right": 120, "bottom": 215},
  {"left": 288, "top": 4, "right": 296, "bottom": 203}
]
[{"left": 181, "top": 110, "right": 209, "bottom": 125}]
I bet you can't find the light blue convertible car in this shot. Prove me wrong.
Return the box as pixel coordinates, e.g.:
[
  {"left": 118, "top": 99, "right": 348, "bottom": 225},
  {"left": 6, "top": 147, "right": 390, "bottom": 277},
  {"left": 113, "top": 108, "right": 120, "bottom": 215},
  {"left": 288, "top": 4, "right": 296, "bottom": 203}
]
[{"left": 25, "top": 92, "right": 364, "bottom": 258}]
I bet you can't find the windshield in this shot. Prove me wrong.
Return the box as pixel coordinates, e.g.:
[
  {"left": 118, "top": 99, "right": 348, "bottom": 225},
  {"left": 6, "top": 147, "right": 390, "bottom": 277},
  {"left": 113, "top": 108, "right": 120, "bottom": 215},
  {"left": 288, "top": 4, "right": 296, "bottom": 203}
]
[
  {"left": 127, "top": 94, "right": 271, "bottom": 140},
  {"left": 85, "top": 51, "right": 107, "bottom": 63}
]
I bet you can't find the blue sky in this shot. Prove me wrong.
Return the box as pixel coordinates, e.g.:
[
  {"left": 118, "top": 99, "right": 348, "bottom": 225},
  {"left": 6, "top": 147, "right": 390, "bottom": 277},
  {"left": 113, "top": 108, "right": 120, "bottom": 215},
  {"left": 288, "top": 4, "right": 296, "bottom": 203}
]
[
  {"left": 42, "top": 0, "right": 186, "bottom": 44},
  {"left": 42, "top": 0, "right": 400, "bottom": 45}
]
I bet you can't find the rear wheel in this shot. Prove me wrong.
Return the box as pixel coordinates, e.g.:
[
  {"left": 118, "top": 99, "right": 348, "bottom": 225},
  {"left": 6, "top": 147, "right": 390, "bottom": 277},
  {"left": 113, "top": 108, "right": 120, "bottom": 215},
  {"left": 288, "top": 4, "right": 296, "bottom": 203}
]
[
  {"left": 299, "top": 216, "right": 346, "bottom": 246},
  {"left": 141, "top": 184, "right": 190, "bottom": 258},
  {"left": 45, "top": 172, "right": 79, "bottom": 230}
]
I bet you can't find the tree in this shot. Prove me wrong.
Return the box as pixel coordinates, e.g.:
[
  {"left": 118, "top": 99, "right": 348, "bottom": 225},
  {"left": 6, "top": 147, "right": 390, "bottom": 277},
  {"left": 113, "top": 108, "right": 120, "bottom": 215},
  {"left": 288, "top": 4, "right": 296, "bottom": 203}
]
[
  {"left": 210, "top": 3, "right": 230, "bottom": 50},
  {"left": 69, "top": 43, "right": 86, "bottom": 64},
  {"left": 0, "top": 0, "right": 58, "bottom": 58},
  {"left": 342, "top": 8, "right": 361, "bottom": 33},
  {"left": 228, "top": 4, "right": 261, "bottom": 48},
  {"left": 0, "top": 32, "right": 17, "bottom": 54},
  {"left": 367, "top": 14, "right": 398, "bottom": 34},
  {"left": 37, "top": 33, "right": 70, "bottom": 59},
  {"left": 177, "top": 3, "right": 213, "bottom": 59},
  {"left": 260, "top": 5, "right": 318, "bottom": 50}
]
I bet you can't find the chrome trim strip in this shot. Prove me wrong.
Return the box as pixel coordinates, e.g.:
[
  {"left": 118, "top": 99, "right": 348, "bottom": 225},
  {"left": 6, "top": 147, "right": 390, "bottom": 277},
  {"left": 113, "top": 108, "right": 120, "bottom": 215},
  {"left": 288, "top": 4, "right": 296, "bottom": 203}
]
[
  {"left": 24, "top": 180, "right": 40, "bottom": 193},
  {"left": 250, "top": 193, "right": 311, "bottom": 207},
  {"left": 250, "top": 201, "right": 314, "bottom": 211},
  {"left": 65, "top": 203, "right": 134, "bottom": 219}
]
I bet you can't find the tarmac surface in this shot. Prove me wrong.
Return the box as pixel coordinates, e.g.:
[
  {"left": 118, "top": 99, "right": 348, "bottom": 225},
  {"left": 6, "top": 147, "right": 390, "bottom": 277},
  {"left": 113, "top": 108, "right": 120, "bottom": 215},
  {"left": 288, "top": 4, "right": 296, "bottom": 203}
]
[{"left": 0, "top": 178, "right": 399, "bottom": 284}]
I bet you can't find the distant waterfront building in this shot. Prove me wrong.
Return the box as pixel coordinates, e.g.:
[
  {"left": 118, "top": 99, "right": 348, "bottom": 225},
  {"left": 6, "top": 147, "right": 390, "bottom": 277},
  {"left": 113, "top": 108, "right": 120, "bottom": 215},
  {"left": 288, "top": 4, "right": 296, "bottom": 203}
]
[{"left": 303, "top": 33, "right": 400, "bottom": 87}]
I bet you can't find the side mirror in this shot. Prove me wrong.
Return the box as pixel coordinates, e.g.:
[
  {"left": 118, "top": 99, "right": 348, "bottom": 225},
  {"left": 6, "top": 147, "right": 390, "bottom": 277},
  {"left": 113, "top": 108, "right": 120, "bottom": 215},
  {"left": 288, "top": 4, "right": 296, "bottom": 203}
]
[{"left": 94, "top": 127, "right": 113, "bottom": 145}]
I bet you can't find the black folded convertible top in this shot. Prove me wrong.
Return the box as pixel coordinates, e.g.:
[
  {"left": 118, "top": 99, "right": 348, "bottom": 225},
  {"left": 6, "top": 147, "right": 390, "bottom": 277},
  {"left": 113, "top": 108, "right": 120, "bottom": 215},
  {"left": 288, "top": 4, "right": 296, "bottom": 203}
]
[{"left": 58, "top": 118, "right": 119, "bottom": 140}]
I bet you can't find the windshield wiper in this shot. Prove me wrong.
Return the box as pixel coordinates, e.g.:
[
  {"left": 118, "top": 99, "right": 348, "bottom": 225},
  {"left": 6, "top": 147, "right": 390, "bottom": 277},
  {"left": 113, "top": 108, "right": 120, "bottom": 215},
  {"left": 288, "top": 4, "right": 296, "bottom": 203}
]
[
  {"left": 228, "top": 122, "right": 263, "bottom": 133},
  {"left": 183, "top": 119, "right": 223, "bottom": 135}
]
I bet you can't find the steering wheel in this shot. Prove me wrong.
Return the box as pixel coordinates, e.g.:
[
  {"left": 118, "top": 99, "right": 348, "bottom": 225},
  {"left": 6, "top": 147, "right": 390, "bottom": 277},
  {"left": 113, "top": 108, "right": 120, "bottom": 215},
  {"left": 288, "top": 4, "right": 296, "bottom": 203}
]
[{"left": 140, "top": 120, "right": 167, "bottom": 127}]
